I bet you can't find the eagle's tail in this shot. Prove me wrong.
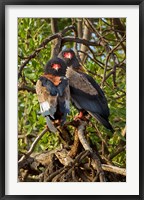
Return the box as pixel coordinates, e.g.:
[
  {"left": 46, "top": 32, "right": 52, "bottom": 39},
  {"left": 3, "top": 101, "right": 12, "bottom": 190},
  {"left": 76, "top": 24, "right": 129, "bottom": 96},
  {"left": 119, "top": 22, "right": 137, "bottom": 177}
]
[
  {"left": 90, "top": 112, "right": 114, "bottom": 133},
  {"left": 46, "top": 116, "right": 57, "bottom": 133}
]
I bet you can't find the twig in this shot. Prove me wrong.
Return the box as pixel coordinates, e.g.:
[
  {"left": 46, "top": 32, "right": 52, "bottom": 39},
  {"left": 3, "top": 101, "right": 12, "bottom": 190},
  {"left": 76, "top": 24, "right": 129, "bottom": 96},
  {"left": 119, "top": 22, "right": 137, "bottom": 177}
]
[
  {"left": 90, "top": 121, "right": 109, "bottom": 152},
  {"left": 92, "top": 171, "right": 99, "bottom": 182},
  {"left": 85, "top": 18, "right": 107, "bottom": 46},
  {"left": 18, "top": 34, "right": 61, "bottom": 79},
  {"left": 78, "top": 50, "right": 104, "bottom": 69},
  {"left": 102, "top": 35, "right": 125, "bottom": 86},
  {"left": 18, "top": 85, "right": 36, "bottom": 93},
  {"left": 91, "top": 153, "right": 106, "bottom": 182},
  {"left": 18, "top": 128, "right": 48, "bottom": 166},
  {"left": 46, "top": 150, "right": 89, "bottom": 182},
  {"left": 60, "top": 151, "right": 90, "bottom": 181},
  {"left": 109, "top": 145, "right": 126, "bottom": 160},
  {"left": 45, "top": 166, "right": 69, "bottom": 182},
  {"left": 87, "top": 46, "right": 109, "bottom": 68},
  {"left": 61, "top": 25, "right": 77, "bottom": 36},
  {"left": 101, "top": 155, "right": 113, "bottom": 166}
]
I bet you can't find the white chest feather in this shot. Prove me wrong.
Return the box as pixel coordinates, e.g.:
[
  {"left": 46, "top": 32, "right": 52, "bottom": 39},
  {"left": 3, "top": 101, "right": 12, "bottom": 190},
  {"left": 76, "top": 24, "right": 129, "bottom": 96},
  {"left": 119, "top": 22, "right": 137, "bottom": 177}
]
[
  {"left": 40, "top": 101, "right": 56, "bottom": 118},
  {"left": 40, "top": 101, "right": 50, "bottom": 112}
]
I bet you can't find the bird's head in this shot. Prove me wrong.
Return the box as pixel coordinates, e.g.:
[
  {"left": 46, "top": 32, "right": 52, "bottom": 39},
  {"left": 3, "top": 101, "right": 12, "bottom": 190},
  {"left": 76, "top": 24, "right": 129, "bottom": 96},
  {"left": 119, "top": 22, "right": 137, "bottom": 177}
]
[
  {"left": 44, "top": 57, "right": 67, "bottom": 76},
  {"left": 58, "top": 49, "right": 81, "bottom": 70}
]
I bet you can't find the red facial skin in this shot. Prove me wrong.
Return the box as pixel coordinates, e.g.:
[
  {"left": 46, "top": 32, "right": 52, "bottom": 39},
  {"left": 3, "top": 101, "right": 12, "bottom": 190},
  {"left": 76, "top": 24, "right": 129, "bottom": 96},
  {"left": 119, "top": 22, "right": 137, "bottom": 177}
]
[
  {"left": 52, "top": 64, "right": 61, "bottom": 70},
  {"left": 63, "top": 52, "right": 85, "bottom": 72},
  {"left": 64, "top": 52, "right": 73, "bottom": 59}
]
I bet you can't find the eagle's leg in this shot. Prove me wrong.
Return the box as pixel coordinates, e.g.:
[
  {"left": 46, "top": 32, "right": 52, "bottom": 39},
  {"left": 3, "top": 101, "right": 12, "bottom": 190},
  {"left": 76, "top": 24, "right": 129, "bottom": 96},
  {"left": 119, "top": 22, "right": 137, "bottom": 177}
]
[{"left": 74, "top": 111, "right": 85, "bottom": 121}]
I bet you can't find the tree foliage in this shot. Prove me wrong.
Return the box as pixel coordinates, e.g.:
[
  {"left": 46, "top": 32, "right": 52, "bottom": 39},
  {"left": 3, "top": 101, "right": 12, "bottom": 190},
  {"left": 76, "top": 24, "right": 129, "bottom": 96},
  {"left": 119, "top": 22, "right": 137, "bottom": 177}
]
[{"left": 18, "top": 18, "right": 126, "bottom": 182}]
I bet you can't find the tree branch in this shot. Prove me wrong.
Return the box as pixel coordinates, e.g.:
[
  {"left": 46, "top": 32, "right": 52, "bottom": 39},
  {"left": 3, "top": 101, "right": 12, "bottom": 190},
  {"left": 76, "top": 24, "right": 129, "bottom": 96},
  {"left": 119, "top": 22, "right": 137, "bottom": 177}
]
[
  {"left": 18, "top": 34, "right": 61, "bottom": 79},
  {"left": 80, "top": 18, "right": 92, "bottom": 63},
  {"left": 18, "top": 85, "right": 36, "bottom": 93},
  {"left": 102, "top": 164, "right": 126, "bottom": 176},
  {"left": 62, "top": 36, "right": 99, "bottom": 47},
  {"left": 77, "top": 121, "right": 106, "bottom": 182}
]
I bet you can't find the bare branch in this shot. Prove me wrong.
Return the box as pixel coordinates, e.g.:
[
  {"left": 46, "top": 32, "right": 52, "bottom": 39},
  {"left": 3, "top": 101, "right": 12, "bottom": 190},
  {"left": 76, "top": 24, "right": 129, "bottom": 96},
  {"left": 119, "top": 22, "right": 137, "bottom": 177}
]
[
  {"left": 102, "top": 34, "right": 126, "bottom": 86},
  {"left": 77, "top": 121, "right": 106, "bottom": 182},
  {"left": 18, "top": 85, "right": 36, "bottom": 93},
  {"left": 85, "top": 18, "right": 107, "bottom": 45},
  {"left": 69, "top": 129, "right": 80, "bottom": 158},
  {"left": 109, "top": 145, "right": 126, "bottom": 160},
  {"left": 50, "top": 18, "right": 59, "bottom": 57},
  {"left": 51, "top": 18, "right": 58, "bottom": 33},
  {"left": 77, "top": 18, "right": 83, "bottom": 39},
  {"left": 102, "top": 164, "right": 126, "bottom": 176},
  {"left": 62, "top": 36, "right": 99, "bottom": 47},
  {"left": 112, "top": 18, "right": 125, "bottom": 38}
]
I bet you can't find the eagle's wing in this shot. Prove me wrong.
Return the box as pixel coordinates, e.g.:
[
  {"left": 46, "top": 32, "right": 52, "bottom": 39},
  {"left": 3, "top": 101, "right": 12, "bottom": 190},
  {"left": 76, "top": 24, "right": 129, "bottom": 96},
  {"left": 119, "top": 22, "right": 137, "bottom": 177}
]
[
  {"left": 57, "top": 77, "right": 70, "bottom": 124},
  {"left": 66, "top": 68, "right": 113, "bottom": 131},
  {"left": 80, "top": 72, "right": 110, "bottom": 118},
  {"left": 66, "top": 68, "right": 108, "bottom": 116}
]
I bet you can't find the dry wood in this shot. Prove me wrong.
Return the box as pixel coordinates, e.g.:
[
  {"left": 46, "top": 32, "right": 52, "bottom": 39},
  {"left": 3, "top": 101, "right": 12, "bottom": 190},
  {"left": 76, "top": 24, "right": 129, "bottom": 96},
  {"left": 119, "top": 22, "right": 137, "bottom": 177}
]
[
  {"left": 77, "top": 120, "right": 106, "bottom": 182},
  {"left": 102, "top": 164, "right": 126, "bottom": 176}
]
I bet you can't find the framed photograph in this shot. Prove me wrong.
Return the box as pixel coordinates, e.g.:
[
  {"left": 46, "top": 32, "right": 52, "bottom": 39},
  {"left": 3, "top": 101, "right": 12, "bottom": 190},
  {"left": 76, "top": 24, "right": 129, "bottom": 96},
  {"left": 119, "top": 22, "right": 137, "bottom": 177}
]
[{"left": 0, "top": 0, "right": 143, "bottom": 199}]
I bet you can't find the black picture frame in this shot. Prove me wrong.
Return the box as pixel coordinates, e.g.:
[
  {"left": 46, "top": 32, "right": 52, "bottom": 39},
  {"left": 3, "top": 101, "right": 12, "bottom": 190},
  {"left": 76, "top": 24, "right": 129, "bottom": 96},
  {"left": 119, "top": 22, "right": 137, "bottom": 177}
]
[{"left": 0, "top": 0, "right": 143, "bottom": 199}]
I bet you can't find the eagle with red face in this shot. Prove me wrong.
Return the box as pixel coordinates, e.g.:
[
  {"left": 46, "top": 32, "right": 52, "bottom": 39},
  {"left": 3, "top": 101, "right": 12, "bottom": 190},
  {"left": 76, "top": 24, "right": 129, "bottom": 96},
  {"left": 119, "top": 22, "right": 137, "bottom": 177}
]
[
  {"left": 36, "top": 57, "right": 70, "bottom": 133},
  {"left": 58, "top": 49, "right": 114, "bottom": 132}
]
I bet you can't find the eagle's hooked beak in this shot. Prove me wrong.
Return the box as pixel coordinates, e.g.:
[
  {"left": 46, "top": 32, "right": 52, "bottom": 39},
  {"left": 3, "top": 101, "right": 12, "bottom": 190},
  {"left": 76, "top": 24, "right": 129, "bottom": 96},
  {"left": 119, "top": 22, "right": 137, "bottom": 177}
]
[{"left": 67, "top": 53, "right": 72, "bottom": 59}]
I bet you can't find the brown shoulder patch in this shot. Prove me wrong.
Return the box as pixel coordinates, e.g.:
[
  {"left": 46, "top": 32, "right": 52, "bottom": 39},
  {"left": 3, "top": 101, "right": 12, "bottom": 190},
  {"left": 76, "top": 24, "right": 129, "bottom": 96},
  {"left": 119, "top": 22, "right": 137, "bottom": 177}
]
[{"left": 43, "top": 74, "right": 61, "bottom": 86}]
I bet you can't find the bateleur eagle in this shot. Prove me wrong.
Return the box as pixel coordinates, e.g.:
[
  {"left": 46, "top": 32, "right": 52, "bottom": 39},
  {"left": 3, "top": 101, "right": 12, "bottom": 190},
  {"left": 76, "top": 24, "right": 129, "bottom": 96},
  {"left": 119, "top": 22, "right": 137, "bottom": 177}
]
[
  {"left": 36, "top": 57, "right": 70, "bottom": 133},
  {"left": 58, "top": 49, "right": 114, "bottom": 132}
]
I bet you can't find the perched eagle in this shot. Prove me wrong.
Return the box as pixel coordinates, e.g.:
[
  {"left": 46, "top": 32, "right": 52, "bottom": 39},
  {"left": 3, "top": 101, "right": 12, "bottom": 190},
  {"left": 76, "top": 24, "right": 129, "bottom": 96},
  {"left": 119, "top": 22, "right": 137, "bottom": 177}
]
[
  {"left": 58, "top": 49, "right": 114, "bottom": 132},
  {"left": 36, "top": 57, "right": 70, "bottom": 133}
]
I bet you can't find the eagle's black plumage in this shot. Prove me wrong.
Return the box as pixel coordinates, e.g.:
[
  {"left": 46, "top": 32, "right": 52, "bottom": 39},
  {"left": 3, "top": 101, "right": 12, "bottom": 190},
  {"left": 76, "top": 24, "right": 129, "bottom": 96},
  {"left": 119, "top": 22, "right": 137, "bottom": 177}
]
[{"left": 58, "top": 49, "right": 114, "bottom": 132}]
